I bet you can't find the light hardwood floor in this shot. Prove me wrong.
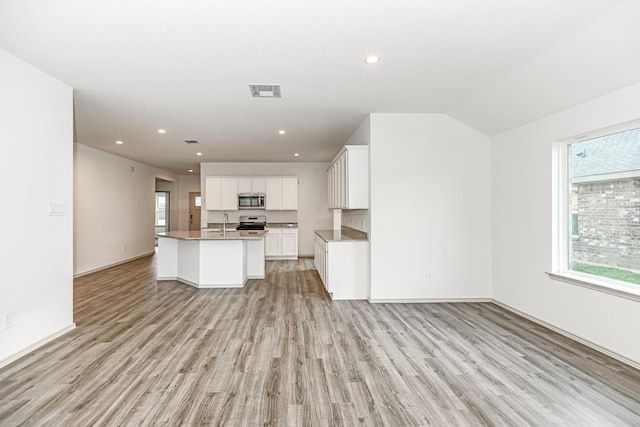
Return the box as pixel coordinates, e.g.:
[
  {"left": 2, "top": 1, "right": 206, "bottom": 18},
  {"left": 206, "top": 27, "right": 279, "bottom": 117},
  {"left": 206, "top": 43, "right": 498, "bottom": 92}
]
[{"left": 1, "top": 256, "right": 639, "bottom": 426}]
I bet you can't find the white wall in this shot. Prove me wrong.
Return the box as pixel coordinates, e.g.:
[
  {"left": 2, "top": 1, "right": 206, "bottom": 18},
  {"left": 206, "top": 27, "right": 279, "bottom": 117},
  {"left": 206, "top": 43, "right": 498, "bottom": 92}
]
[
  {"left": 342, "top": 116, "right": 371, "bottom": 234},
  {"left": 492, "top": 81, "right": 640, "bottom": 365},
  {"left": 74, "top": 144, "right": 178, "bottom": 275},
  {"left": 200, "top": 163, "right": 331, "bottom": 256},
  {"left": 155, "top": 179, "right": 178, "bottom": 232},
  {"left": 369, "top": 113, "right": 492, "bottom": 301},
  {"left": 0, "top": 49, "right": 74, "bottom": 365},
  {"left": 177, "top": 175, "right": 201, "bottom": 231}
]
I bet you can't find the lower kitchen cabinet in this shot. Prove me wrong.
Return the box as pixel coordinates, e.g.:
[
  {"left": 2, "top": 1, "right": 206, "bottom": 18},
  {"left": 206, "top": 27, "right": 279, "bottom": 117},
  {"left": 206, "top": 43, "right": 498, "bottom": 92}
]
[
  {"left": 281, "top": 228, "right": 298, "bottom": 257},
  {"left": 314, "top": 232, "right": 368, "bottom": 300},
  {"left": 265, "top": 228, "right": 298, "bottom": 259},
  {"left": 265, "top": 230, "right": 281, "bottom": 257}
]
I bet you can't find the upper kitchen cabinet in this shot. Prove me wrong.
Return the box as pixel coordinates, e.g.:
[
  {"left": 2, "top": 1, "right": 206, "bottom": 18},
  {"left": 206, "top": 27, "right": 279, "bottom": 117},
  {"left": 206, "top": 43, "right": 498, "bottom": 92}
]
[
  {"left": 237, "top": 177, "right": 266, "bottom": 194},
  {"left": 328, "top": 145, "right": 369, "bottom": 209},
  {"left": 266, "top": 177, "right": 298, "bottom": 210},
  {"left": 205, "top": 177, "right": 238, "bottom": 210}
]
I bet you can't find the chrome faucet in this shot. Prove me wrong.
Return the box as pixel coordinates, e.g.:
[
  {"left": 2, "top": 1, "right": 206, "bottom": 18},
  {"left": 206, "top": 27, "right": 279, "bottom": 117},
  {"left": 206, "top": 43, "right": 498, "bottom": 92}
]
[{"left": 223, "top": 213, "right": 229, "bottom": 236}]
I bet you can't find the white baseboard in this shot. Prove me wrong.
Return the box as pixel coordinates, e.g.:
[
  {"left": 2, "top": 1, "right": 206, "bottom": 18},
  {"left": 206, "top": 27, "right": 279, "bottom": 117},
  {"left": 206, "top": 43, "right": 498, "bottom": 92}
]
[
  {"left": 368, "top": 298, "right": 492, "bottom": 304},
  {"left": 0, "top": 323, "right": 76, "bottom": 369},
  {"left": 159, "top": 277, "right": 246, "bottom": 289},
  {"left": 365, "top": 297, "right": 639, "bottom": 370},
  {"left": 491, "top": 299, "right": 640, "bottom": 371},
  {"left": 74, "top": 252, "right": 155, "bottom": 278}
]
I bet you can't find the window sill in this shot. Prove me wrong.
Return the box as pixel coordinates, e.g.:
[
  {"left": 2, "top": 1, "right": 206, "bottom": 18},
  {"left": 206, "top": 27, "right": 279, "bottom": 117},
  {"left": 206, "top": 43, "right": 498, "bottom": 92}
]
[{"left": 547, "top": 271, "right": 640, "bottom": 302}]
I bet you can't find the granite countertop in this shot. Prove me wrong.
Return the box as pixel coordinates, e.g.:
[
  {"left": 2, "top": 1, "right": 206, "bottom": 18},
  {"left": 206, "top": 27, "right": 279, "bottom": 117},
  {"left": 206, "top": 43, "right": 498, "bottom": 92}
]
[
  {"left": 266, "top": 222, "right": 298, "bottom": 228},
  {"left": 315, "top": 228, "right": 368, "bottom": 242},
  {"left": 205, "top": 223, "right": 239, "bottom": 230},
  {"left": 205, "top": 222, "right": 298, "bottom": 229},
  {"left": 158, "top": 230, "right": 267, "bottom": 240}
]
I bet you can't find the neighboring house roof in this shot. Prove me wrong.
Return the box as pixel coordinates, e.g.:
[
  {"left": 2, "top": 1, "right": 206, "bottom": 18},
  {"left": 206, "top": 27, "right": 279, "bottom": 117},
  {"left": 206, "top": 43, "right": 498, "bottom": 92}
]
[{"left": 571, "top": 127, "right": 640, "bottom": 178}]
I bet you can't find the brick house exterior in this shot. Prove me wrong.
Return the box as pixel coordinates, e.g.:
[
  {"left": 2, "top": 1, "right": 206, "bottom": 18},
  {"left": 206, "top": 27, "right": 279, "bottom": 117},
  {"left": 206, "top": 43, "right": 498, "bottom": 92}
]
[
  {"left": 571, "top": 178, "right": 640, "bottom": 270},
  {"left": 569, "top": 128, "right": 640, "bottom": 272}
]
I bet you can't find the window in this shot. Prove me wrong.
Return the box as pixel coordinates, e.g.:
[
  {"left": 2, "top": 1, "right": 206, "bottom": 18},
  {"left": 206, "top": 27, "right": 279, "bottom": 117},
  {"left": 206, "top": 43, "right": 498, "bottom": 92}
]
[
  {"left": 155, "top": 193, "right": 168, "bottom": 227},
  {"left": 551, "top": 122, "right": 640, "bottom": 298}
]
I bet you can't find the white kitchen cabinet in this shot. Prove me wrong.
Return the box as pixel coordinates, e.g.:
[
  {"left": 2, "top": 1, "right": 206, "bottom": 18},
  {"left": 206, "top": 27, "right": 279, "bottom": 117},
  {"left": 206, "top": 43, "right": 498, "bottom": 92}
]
[
  {"left": 265, "top": 179, "right": 281, "bottom": 210},
  {"left": 281, "top": 178, "right": 298, "bottom": 210},
  {"left": 205, "top": 178, "right": 221, "bottom": 210},
  {"left": 281, "top": 228, "right": 298, "bottom": 257},
  {"left": 266, "top": 228, "right": 298, "bottom": 259},
  {"left": 207, "top": 176, "right": 296, "bottom": 211},
  {"left": 314, "top": 232, "right": 368, "bottom": 300},
  {"left": 265, "top": 229, "right": 282, "bottom": 257},
  {"left": 314, "top": 234, "right": 327, "bottom": 285},
  {"left": 252, "top": 178, "right": 266, "bottom": 194},
  {"left": 238, "top": 177, "right": 266, "bottom": 194},
  {"left": 205, "top": 177, "right": 238, "bottom": 210},
  {"left": 328, "top": 145, "right": 368, "bottom": 209},
  {"left": 266, "top": 177, "right": 298, "bottom": 210},
  {"left": 237, "top": 178, "right": 251, "bottom": 194}
]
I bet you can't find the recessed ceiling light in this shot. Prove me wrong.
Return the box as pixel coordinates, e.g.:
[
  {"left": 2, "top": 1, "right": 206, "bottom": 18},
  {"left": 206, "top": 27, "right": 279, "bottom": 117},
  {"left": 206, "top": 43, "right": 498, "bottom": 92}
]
[
  {"left": 196, "top": 152, "right": 202, "bottom": 156},
  {"left": 294, "top": 153, "right": 300, "bottom": 157},
  {"left": 116, "top": 140, "right": 124, "bottom": 145},
  {"left": 158, "top": 129, "right": 166, "bottom": 134},
  {"left": 365, "top": 55, "right": 380, "bottom": 64},
  {"left": 279, "top": 130, "right": 286, "bottom": 135},
  {"left": 188, "top": 169, "right": 193, "bottom": 173}
]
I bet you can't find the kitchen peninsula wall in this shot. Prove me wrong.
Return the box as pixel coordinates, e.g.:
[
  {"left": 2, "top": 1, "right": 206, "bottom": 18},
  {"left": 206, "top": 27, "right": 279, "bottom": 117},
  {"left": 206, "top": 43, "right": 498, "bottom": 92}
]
[{"left": 200, "top": 162, "right": 331, "bottom": 256}]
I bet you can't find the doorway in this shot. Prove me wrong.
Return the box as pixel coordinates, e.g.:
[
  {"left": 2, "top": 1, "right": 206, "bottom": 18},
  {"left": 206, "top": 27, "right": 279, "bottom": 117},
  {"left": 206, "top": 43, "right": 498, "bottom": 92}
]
[
  {"left": 155, "top": 192, "right": 170, "bottom": 245},
  {"left": 189, "top": 192, "right": 202, "bottom": 231}
]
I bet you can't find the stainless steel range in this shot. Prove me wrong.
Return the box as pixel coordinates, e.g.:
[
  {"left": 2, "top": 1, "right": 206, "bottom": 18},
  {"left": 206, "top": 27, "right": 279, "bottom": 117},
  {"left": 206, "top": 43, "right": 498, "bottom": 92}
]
[{"left": 236, "top": 215, "right": 266, "bottom": 230}]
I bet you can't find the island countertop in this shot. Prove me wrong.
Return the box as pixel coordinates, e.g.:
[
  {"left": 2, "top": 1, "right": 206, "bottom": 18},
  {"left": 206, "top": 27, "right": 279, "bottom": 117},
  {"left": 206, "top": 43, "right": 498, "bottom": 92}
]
[
  {"left": 314, "top": 228, "right": 368, "bottom": 242},
  {"left": 158, "top": 230, "right": 267, "bottom": 240}
]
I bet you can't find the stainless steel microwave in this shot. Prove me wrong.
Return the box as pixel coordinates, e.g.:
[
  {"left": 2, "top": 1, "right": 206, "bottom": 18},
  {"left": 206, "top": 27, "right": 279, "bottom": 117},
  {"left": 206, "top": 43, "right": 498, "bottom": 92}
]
[{"left": 238, "top": 193, "right": 265, "bottom": 210}]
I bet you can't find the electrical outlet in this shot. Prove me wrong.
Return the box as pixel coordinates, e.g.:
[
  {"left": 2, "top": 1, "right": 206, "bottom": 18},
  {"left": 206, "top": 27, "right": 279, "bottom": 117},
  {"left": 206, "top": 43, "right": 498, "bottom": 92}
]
[
  {"left": 426, "top": 271, "right": 433, "bottom": 282},
  {"left": 123, "top": 244, "right": 127, "bottom": 252},
  {"left": 4, "top": 312, "right": 15, "bottom": 329}
]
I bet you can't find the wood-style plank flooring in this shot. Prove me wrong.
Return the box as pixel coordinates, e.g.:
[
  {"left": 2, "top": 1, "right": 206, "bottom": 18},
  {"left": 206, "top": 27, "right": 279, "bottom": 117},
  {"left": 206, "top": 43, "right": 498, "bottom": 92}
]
[{"left": 1, "top": 256, "right": 639, "bottom": 426}]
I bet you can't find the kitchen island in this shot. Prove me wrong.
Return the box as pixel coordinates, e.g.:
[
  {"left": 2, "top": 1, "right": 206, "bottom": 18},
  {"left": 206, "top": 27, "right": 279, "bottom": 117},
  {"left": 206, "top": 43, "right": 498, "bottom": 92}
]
[{"left": 157, "top": 230, "right": 266, "bottom": 288}]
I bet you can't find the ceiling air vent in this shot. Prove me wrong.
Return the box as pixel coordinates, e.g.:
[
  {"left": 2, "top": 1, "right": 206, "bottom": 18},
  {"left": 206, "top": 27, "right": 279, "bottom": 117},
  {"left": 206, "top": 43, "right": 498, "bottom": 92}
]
[
  {"left": 249, "top": 84, "right": 281, "bottom": 98},
  {"left": 184, "top": 140, "right": 199, "bottom": 144}
]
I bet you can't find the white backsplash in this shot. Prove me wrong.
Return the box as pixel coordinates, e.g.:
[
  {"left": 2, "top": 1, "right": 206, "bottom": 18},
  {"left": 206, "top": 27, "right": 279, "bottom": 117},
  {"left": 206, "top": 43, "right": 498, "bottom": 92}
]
[
  {"left": 207, "top": 210, "right": 298, "bottom": 224},
  {"left": 342, "top": 209, "right": 370, "bottom": 233}
]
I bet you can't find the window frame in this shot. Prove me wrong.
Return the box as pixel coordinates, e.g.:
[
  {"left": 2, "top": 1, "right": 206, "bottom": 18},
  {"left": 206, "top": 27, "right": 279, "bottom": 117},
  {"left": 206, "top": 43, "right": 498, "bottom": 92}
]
[{"left": 549, "top": 119, "right": 640, "bottom": 302}]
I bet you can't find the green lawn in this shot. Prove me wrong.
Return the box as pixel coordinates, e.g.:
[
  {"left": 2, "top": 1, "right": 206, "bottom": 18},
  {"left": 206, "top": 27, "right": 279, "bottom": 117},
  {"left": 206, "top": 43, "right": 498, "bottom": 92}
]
[{"left": 572, "top": 263, "right": 640, "bottom": 285}]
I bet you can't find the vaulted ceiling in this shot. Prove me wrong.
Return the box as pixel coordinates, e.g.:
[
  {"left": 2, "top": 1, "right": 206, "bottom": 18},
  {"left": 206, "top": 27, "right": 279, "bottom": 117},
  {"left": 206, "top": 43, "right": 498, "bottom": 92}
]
[{"left": 2, "top": 0, "right": 639, "bottom": 173}]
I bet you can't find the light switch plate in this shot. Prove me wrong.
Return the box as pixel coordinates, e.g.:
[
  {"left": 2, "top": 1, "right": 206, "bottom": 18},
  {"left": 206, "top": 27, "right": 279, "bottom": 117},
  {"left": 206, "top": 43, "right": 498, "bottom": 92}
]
[
  {"left": 48, "top": 203, "right": 65, "bottom": 216},
  {"left": 4, "top": 312, "right": 15, "bottom": 329}
]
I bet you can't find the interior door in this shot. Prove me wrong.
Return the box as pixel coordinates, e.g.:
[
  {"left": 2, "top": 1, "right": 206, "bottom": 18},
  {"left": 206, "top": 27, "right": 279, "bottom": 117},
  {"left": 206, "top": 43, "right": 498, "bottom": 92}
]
[{"left": 189, "top": 192, "right": 202, "bottom": 231}]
